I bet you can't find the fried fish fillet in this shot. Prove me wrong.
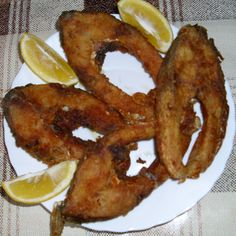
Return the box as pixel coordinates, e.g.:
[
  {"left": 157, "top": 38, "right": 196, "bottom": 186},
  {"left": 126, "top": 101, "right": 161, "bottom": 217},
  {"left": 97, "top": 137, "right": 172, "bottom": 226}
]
[
  {"left": 58, "top": 11, "right": 163, "bottom": 123},
  {"left": 51, "top": 123, "right": 169, "bottom": 235},
  {"left": 155, "top": 25, "right": 229, "bottom": 180},
  {"left": 3, "top": 83, "right": 125, "bottom": 166}
]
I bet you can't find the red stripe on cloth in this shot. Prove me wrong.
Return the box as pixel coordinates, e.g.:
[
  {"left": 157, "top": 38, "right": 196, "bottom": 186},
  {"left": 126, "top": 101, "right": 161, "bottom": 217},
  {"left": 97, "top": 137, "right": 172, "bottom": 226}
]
[
  {"left": 0, "top": 2, "right": 10, "bottom": 35},
  {"left": 11, "top": 0, "right": 17, "bottom": 34},
  {"left": 26, "top": 0, "right": 31, "bottom": 32},
  {"left": 84, "top": 0, "right": 118, "bottom": 13},
  {"left": 170, "top": 0, "right": 176, "bottom": 22},
  {"left": 178, "top": 0, "right": 184, "bottom": 21},
  {"left": 18, "top": 0, "right": 24, "bottom": 34},
  {"left": 162, "top": 0, "right": 168, "bottom": 18}
]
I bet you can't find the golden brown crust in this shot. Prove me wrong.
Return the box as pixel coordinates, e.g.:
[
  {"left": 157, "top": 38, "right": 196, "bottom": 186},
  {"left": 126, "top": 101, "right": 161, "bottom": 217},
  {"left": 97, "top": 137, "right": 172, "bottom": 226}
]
[
  {"left": 58, "top": 11, "right": 163, "bottom": 123},
  {"left": 2, "top": 83, "right": 125, "bottom": 166},
  {"left": 155, "top": 25, "right": 229, "bottom": 180},
  {"left": 62, "top": 123, "right": 168, "bottom": 222}
]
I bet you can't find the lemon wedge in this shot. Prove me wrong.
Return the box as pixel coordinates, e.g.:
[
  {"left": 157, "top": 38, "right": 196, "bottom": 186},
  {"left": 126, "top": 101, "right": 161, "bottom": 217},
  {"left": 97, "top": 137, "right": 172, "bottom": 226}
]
[
  {"left": 118, "top": 0, "right": 173, "bottom": 53},
  {"left": 1, "top": 160, "right": 77, "bottom": 204},
  {"left": 20, "top": 33, "right": 78, "bottom": 86}
]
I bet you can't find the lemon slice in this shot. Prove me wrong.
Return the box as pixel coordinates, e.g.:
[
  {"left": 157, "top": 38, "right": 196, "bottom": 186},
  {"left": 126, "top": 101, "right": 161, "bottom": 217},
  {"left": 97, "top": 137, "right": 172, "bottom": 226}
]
[
  {"left": 1, "top": 160, "right": 77, "bottom": 204},
  {"left": 20, "top": 33, "right": 78, "bottom": 86},
  {"left": 118, "top": 0, "right": 173, "bottom": 53}
]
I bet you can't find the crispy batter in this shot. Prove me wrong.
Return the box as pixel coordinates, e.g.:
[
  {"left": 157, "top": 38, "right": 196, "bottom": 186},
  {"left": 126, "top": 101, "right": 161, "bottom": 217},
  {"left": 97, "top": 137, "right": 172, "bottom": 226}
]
[
  {"left": 58, "top": 123, "right": 168, "bottom": 223},
  {"left": 2, "top": 83, "right": 126, "bottom": 166},
  {"left": 155, "top": 25, "right": 229, "bottom": 180},
  {"left": 58, "top": 11, "right": 163, "bottom": 123}
]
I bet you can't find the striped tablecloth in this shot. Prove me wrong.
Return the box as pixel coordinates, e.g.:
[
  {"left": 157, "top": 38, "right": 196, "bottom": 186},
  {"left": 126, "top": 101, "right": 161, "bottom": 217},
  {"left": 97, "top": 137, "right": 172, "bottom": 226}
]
[{"left": 1, "top": 1, "right": 236, "bottom": 235}]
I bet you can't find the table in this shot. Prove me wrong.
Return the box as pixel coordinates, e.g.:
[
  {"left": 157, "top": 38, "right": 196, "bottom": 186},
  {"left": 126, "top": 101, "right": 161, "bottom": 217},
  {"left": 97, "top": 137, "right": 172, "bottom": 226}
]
[{"left": 0, "top": 1, "right": 235, "bottom": 235}]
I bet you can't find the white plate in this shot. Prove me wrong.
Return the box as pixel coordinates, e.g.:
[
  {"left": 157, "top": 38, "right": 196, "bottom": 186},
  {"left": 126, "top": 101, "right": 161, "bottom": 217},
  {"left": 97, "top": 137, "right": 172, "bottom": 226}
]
[{"left": 3, "top": 21, "right": 235, "bottom": 233}]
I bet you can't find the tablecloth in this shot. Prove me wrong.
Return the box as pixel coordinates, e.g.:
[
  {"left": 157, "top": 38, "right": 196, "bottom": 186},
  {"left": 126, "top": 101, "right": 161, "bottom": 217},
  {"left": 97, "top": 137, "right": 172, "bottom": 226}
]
[{"left": 0, "top": 0, "right": 236, "bottom": 235}]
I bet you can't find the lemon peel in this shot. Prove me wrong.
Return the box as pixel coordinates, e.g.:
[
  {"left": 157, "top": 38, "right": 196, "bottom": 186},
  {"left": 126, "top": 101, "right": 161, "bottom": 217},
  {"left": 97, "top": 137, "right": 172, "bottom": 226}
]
[
  {"left": 1, "top": 160, "right": 77, "bottom": 204},
  {"left": 20, "top": 33, "right": 78, "bottom": 85},
  {"left": 118, "top": 0, "right": 173, "bottom": 53}
]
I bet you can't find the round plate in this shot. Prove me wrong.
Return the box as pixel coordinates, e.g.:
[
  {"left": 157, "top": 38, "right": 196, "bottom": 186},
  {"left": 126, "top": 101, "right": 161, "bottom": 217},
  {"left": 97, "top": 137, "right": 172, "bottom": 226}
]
[{"left": 3, "top": 20, "right": 235, "bottom": 233}]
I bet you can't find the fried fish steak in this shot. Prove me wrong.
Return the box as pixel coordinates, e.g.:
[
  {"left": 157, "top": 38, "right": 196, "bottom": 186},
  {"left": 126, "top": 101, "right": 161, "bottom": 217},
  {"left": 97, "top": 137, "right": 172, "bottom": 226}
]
[
  {"left": 2, "top": 83, "right": 125, "bottom": 166},
  {"left": 52, "top": 123, "right": 168, "bottom": 225},
  {"left": 155, "top": 25, "right": 229, "bottom": 180},
  {"left": 58, "top": 11, "right": 163, "bottom": 123}
]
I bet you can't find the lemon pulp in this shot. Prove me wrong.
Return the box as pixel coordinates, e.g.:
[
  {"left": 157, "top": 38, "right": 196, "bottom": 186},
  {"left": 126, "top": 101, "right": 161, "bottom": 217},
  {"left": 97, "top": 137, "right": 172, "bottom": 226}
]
[
  {"left": 20, "top": 33, "right": 78, "bottom": 86},
  {"left": 1, "top": 160, "right": 77, "bottom": 204},
  {"left": 118, "top": 0, "right": 173, "bottom": 53}
]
